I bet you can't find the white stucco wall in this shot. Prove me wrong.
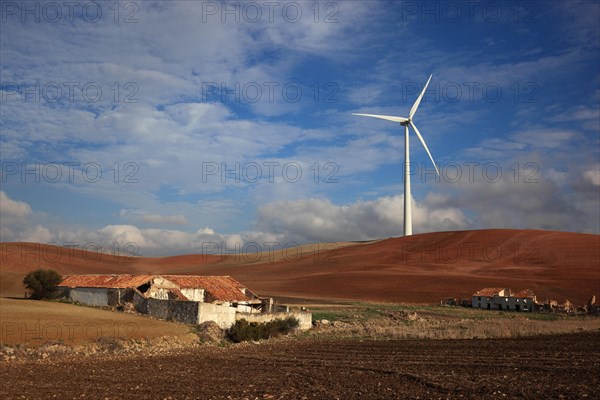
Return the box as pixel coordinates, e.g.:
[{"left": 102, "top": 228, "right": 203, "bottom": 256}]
[
  {"left": 181, "top": 288, "right": 205, "bottom": 302},
  {"left": 69, "top": 287, "right": 109, "bottom": 307},
  {"left": 197, "top": 302, "right": 236, "bottom": 329}
]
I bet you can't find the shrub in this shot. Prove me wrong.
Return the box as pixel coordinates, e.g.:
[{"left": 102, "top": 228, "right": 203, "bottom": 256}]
[
  {"left": 226, "top": 317, "right": 299, "bottom": 343},
  {"left": 23, "top": 269, "right": 63, "bottom": 299}
]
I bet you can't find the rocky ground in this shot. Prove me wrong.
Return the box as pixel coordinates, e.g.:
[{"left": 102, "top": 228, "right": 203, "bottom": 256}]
[{"left": 1, "top": 332, "right": 599, "bottom": 399}]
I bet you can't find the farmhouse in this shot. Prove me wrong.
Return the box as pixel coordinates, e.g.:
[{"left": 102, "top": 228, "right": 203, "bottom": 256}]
[
  {"left": 58, "top": 274, "right": 310, "bottom": 329},
  {"left": 472, "top": 288, "right": 537, "bottom": 312}
]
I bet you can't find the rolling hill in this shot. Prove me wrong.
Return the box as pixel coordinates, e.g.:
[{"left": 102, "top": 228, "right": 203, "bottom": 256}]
[{"left": 1, "top": 229, "right": 598, "bottom": 304}]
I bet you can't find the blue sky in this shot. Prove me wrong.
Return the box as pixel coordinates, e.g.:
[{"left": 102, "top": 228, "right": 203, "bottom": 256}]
[{"left": 1, "top": 1, "right": 599, "bottom": 256}]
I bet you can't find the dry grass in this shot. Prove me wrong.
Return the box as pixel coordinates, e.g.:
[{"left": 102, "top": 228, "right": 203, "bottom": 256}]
[
  {"left": 312, "top": 317, "right": 600, "bottom": 340},
  {"left": 308, "top": 303, "right": 600, "bottom": 340},
  {"left": 0, "top": 298, "right": 194, "bottom": 347}
]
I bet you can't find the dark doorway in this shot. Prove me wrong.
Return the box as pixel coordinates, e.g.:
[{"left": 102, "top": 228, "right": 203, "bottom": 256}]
[
  {"left": 487, "top": 303, "right": 491, "bottom": 310},
  {"left": 515, "top": 304, "right": 520, "bottom": 311},
  {"left": 497, "top": 304, "right": 502, "bottom": 310}
]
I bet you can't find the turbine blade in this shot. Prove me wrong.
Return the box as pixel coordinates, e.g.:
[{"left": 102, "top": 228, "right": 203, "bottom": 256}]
[
  {"left": 410, "top": 121, "right": 439, "bottom": 175},
  {"left": 352, "top": 113, "right": 408, "bottom": 123},
  {"left": 409, "top": 74, "right": 433, "bottom": 119}
]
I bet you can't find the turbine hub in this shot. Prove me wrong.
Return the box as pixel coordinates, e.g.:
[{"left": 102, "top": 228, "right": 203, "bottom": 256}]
[{"left": 400, "top": 120, "right": 410, "bottom": 126}]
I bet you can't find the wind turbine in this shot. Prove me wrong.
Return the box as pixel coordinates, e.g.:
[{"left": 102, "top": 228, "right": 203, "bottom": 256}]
[{"left": 353, "top": 75, "right": 438, "bottom": 236}]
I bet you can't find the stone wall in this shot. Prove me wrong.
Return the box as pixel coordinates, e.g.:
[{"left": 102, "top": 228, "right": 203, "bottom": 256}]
[
  {"left": 129, "top": 291, "right": 312, "bottom": 330},
  {"left": 107, "top": 289, "right": 121, "bottom": 307},
  {"left": 235, "top": 311, "right": 312, "bottom": 330},
  {"left": 133, "top": 291, "right": 200, "bottom": 325}
]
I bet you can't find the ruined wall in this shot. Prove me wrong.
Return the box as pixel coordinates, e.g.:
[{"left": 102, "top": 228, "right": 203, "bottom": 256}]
[
  {"left": 69, "top": 287, "right": 109, "bottom": 307},
  {"left": 129, "top": 291, "right": 310, "bottom": 330},
  {"left": 133, "top": 292, "right": 200, "bottom": 324},
  {"left": 235, "top": 311, "right": 312, "bottom": 330},
  {"left": 146, "top": 298, "right": 199, "bottom": 325},
  {"left": 132, "top": 290, "right": 148, "bottom": 314}
]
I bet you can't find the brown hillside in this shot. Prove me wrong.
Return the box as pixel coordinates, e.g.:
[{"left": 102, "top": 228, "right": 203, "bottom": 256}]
[{"left": 1, "top": 230, "right": 598, "bottom": 304}]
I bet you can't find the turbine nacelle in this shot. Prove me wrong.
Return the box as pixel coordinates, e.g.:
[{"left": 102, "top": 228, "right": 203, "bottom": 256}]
[{"left": 352, "top": 74, "right": 438, "bottom": 176}]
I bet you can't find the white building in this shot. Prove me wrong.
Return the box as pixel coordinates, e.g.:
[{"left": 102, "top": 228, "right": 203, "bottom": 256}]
[{"left": 472, "top": 288, "right": 537, "bottom": 312}]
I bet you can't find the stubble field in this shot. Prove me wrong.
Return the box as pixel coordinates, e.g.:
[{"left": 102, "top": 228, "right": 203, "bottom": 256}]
[{"left": 0, "top": 298, "right": 194, "bottom": 346}]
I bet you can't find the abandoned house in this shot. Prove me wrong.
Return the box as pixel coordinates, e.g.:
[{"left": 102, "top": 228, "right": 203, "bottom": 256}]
[
  {"left": 471, "top": 288, "right": 537, "bottom": 312},
  {"left": 57, "top": 274, "right": 311, "bottom": 329}
]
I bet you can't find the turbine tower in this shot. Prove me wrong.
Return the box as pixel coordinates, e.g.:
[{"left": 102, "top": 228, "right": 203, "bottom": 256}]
[{"left": 353, "top": 75, "right": 438, "bottom": 236}]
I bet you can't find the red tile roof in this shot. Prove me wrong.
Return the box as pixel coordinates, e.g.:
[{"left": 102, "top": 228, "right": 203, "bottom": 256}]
[
  {"left": 473, "top": 288, "right": 507, "bottom": 297},
  {"left": 59, "top": 274, "right": 257, "bottom": 303},
  {"left": 59, "top": 274, "right": 155, "bottom": 289},
  {"left": 513, "top": 289, "right": 536, "bottom": 298},
  {"left": 162, "top": 275, "right": 255, "bottom": 302},
  {"left": 167, "top": 288, "right": 189, "bottom": 301},
  {"left": 473, "top": 288, "right": 537, "bottom": 299}
]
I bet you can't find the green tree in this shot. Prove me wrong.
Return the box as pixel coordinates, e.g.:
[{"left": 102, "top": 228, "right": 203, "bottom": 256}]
[{"left": 23, "top": 269, "right": 63, "bottom": 299}]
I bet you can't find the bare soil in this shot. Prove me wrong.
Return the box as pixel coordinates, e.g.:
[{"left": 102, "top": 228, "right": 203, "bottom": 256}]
[
  {"left": 1, "top": 332, "right": 598, "bottom": 399},
  {"left": 3, "top": 229, "right": 599, "bottom": 304}
]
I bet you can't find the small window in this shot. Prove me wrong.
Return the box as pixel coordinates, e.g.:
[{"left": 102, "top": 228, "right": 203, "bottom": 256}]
[
  {"left": 505, "top": 298, "right": 509, "bottom": 302},
  {"left": 517, "top": 299, "right": 520, "bottom": 302},
  {"left": 478, "top": 296, "right": 481, "bottom": 301},
  {"left": 524, "top": 299, "right": 527, "bottom": 303}
]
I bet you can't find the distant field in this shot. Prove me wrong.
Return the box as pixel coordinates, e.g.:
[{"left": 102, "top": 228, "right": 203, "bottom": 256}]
[
  {"left": 2, "top": 229, "right": 599, "bottom": 304},
  {"left": 0, "top": 298, "right": 193, "bottom": 347}
]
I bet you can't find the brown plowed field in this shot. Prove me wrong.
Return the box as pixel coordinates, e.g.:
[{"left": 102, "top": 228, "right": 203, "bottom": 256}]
[
  {"left": 2, "top": 229, "right": 599, "bottom": 303},
  {"left": 2, "top": 332, "right": 599, "bottom": 399}
]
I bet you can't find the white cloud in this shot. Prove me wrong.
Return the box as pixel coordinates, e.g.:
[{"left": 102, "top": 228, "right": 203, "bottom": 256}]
[
  {"left": 0, "top": 191, "right": 32, "bottom": 219},
  {"left": 583, "top": 166, "right": 600, "bottom": 186},
  {"left": 434, "top": 167, "right": 599, "bottom": 232},
  {"left": 18, "top": 225, "right": 53, "bottom": 244},
  {"left": 256, "top": 195, "right": 468, "bottom": 243},
  {"left": 1, "top": 1, "right": 598, "bottom": 250}
]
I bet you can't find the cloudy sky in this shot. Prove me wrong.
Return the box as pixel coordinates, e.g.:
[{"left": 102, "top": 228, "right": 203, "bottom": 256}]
[{"left": 1, "top": 1, "right": 598, "bottom": 256}]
